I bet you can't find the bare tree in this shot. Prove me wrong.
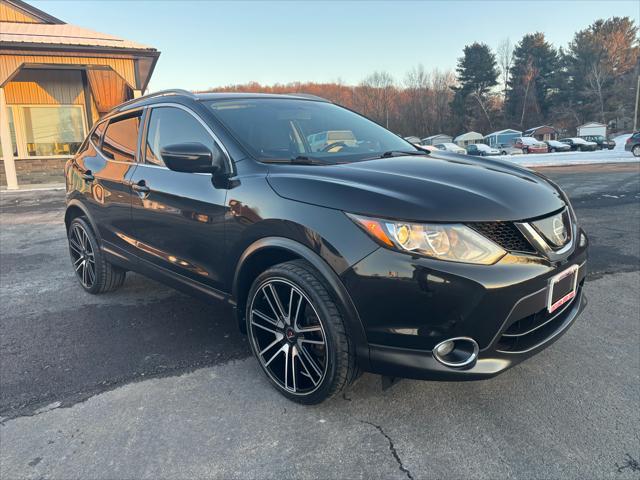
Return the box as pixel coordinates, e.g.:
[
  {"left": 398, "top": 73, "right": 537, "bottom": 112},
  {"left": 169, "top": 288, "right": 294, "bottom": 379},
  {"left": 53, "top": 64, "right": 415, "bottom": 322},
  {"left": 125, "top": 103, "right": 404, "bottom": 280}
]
[
  {"left": 497, "top": 38, "right": 514, "bottom": 103},
  {"left": 585, "top": 58, "right": 610, "bottom": 123},
  {"left": 520, "top": 59, "right": 538, "bottom": 127},
  {"left": 358, "top": 71, "right": 396, "bottom": 127}
]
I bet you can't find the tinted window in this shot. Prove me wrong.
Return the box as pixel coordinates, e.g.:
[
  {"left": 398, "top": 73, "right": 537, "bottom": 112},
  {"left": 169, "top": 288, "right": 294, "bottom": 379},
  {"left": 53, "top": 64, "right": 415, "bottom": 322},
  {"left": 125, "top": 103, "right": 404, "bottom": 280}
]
[
  {"left": 90, "top": 121, "right": 106, "bottom": 146},
  {"left": 145, "top": 107, "right": 219, "bottom": 167},
  {"left": 102, "top": 114, "right": 141, "bottom": 162},
  {"left": 207, "top": 99, "right": 416, "bottom": 164}
]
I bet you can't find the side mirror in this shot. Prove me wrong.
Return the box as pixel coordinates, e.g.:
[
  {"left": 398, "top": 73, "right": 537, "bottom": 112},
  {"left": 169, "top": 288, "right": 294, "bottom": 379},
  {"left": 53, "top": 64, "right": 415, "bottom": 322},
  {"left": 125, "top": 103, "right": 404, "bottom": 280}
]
[{"left": 160, "top": 142, "right": 224, "bottom": 174}]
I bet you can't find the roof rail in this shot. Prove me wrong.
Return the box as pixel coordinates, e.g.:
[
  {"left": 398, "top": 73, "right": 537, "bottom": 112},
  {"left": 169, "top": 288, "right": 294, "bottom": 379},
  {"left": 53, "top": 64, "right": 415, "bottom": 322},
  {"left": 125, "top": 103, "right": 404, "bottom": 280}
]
[
  {"left": 285, "top": 92, "right": 330, "bottom": 102},
  {"left": 111, "top": 89, "right": 196, "bottom": 113}
]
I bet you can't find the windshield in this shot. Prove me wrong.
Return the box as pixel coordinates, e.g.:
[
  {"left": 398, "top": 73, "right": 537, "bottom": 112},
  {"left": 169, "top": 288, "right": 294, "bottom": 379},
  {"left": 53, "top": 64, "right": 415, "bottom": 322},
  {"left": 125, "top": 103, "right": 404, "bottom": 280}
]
[{"left": 206, "top": 98, "right": 418, "bottom": 163}]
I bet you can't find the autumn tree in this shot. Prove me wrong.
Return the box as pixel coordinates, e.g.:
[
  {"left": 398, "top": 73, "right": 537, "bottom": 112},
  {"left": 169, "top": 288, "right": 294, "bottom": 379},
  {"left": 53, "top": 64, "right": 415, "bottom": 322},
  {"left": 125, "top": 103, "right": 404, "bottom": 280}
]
[{"left": 561, "top": 16, "right": 639, "bottom": 129}]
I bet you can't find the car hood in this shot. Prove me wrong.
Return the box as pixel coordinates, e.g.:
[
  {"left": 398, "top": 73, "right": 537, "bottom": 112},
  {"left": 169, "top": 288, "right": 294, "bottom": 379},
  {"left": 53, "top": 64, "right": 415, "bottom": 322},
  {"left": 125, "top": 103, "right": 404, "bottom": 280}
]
[{"left": 266, "top": 151, "right": 565, "bottom": 222}]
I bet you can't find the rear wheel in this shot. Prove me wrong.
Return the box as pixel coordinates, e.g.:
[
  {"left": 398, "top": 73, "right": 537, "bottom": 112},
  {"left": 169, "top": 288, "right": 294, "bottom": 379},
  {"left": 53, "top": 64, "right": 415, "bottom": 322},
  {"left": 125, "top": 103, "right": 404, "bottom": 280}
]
[
  {"left": 550, "top": 147, "right": 556, "bottom": 153},
  {"left": 633, "top": 145, "right": 640, "bottom": 157},
  {"left": 246, "top": 260, "right": 356, "bottom": 404},
  {"left": 68, "top": 217, "right": 126, "bottom": 294}
]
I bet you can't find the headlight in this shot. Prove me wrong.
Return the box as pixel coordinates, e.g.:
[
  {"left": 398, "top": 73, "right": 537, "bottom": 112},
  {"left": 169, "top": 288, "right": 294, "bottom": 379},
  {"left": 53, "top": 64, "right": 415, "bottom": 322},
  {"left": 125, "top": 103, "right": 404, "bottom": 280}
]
[{"left": 348, "top": 214, "right": 506, "bottom": 265}]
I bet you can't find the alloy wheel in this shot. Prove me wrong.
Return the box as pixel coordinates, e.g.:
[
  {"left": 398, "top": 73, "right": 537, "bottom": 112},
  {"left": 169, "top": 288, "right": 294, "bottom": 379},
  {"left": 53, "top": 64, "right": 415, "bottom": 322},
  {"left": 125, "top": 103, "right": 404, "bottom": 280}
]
[
  {"left": 69, "top": 223, "right": 96, "bottom": 288},
  {"left": 248, "top": 278, "right": 328, "bottom": 395}
]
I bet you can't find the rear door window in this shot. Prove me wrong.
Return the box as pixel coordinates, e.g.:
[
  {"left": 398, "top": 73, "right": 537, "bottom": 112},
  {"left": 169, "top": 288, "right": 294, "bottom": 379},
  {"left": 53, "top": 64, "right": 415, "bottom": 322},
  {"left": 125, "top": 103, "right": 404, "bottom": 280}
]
[{"left": 101, "top": 113, "right": 141, "bottom": 162}]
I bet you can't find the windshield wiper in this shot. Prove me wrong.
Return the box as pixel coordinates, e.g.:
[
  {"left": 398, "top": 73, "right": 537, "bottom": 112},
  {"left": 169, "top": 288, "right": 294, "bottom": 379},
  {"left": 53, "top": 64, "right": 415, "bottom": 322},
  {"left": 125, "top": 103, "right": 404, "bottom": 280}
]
[
  {"left": 362, "top": 150, "right": 430, "bottom": 161},
  {"left": 261, "top": 156, "right": 333, "bottom": 166}
]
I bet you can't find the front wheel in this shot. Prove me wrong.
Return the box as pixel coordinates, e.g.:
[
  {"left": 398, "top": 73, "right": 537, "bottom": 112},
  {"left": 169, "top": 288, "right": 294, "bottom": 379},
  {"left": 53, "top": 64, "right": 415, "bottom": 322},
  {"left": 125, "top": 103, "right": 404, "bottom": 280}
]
[{"left": 246, "top": 260, "right": 356, "bottom": 404}]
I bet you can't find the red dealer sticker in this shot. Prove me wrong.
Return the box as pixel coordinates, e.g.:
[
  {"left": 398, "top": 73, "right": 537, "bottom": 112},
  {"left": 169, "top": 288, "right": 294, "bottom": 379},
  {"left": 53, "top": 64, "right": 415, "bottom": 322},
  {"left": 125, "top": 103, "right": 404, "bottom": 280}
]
[{"left": 547, "top": 264, "right": 579, "bottom": 314}]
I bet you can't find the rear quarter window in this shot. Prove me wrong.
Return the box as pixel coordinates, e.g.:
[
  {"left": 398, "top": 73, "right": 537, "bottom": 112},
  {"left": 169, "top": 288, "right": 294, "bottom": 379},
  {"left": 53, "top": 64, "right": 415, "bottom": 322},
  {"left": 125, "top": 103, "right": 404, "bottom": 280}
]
[{"left": 101, "top": 114, "right": 141, "bottom": 162}]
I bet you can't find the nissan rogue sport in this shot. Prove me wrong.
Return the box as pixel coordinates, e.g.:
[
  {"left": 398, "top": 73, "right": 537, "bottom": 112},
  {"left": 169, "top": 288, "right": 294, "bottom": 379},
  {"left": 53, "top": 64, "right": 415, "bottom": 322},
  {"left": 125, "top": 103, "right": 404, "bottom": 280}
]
[{"left": 65, "top": 90, "right": 588, "bottom": 404}]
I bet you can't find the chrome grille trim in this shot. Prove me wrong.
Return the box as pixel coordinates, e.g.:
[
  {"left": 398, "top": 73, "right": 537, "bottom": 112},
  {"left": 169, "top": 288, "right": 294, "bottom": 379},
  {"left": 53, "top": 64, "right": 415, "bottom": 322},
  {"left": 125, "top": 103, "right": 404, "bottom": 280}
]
[{"left": 515, "top": 208, "right": 576, "bottom": 261}]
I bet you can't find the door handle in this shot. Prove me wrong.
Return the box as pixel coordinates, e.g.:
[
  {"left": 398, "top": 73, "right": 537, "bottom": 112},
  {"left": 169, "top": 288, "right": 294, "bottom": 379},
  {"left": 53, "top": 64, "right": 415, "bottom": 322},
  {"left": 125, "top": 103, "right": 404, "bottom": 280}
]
[
  {"left": 132, "top": 180, "right": 150, "bottom": 194},
  {"left": 81, "top": 171, "right": 94, "bottom": 182}
]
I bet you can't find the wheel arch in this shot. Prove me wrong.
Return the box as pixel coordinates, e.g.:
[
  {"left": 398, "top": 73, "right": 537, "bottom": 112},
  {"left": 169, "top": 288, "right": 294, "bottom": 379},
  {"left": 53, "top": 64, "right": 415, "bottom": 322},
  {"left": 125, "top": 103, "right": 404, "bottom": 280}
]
[
  {"left": 233, "top": 237, "right": 370, "bottom": 369},
  {"left": 64, "top": 200, "right": 101, "bottom": 240}
]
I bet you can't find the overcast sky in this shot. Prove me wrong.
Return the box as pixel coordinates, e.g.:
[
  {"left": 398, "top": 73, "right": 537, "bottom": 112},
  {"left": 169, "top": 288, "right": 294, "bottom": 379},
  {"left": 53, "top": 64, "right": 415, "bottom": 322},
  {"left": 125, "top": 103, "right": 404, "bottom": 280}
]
[{"left": 31, "top": 0, "right": 640, "bottom": 92}]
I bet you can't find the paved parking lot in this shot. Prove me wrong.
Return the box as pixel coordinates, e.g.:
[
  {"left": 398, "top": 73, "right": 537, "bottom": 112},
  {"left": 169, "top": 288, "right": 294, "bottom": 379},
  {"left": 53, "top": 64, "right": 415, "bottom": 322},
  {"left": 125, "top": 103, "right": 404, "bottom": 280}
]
[{"left": 1, "top": 163, "right": 639, "bottom": 479}]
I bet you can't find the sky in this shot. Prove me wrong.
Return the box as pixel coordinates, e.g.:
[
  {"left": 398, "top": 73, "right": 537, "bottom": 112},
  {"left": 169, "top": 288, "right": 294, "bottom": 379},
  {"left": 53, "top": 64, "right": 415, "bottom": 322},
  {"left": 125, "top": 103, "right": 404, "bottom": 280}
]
[{"left": 31, "top": 0, "right": 640, "bottom": 92}]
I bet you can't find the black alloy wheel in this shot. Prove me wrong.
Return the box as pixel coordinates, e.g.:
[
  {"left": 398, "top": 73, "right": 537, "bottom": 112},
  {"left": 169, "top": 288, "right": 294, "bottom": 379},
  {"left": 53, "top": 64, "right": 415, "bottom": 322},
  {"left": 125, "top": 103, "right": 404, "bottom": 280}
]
[
  {"left": 67, "top": 217, "right": 126, "bottom": 294},
  {"left": 246, "top": 260, "right": 355, "bottom": 404}
]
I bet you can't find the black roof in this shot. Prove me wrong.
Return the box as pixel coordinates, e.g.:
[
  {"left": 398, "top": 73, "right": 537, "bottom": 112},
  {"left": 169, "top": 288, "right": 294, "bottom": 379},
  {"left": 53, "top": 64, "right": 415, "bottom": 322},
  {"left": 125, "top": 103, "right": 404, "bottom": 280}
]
[{"left": 111, "top": 90, "right": 330, "bottom": 115}]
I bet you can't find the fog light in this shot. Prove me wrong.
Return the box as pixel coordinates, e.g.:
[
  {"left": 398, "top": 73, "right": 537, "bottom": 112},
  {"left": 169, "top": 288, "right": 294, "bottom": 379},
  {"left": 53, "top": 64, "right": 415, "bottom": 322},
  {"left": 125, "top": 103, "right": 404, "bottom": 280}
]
[
  {"left": 433, "top": 337, "right": 479, "bottom": 369},
  {"left": 435, "top": 340, "right": 454, "bottom": 357}
]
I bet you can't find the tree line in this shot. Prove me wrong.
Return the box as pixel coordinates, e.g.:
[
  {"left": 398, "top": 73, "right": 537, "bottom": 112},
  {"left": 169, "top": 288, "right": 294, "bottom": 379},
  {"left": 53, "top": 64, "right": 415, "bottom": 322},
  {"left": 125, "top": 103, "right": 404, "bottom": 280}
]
[{"left": 205, "top": 16, "right": 639, "bottom": 138}]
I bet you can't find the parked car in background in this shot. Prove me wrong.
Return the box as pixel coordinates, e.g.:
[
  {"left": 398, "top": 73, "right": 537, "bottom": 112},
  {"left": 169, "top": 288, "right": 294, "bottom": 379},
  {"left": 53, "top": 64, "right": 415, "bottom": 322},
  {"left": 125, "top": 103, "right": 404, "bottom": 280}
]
[
  {"left": 625, "top": 132, "right": 640, "bottom": 156},
  {"left": 418, "top": 144, "right": 439, "bottom": 153},
  {"left": 466, "top": 143, "right": 500, "bottom": 156},
  {"left": 65, "top": 90, "right": 588, "bottom": 403},
  {"left": 514, "top": 137, "right": 548, "bottom": 154},
  {"left": 435, "top": 142, "right": 467, "bottom": 154},
  {"left": 580, "top": 135, "right": 615, "bottom": 150},
  {"left": 496, "top": 143, "right": 523, "bottom": 156},
  {"left": 308, "top": 130, "right": 357, "bottom": 151},
  {"left": 404, "top": 136, "right": 422, "bottom": 145},
  {"left": 545, "top": 140, "right": 572, "bottom": 153},
  {"left": 560, "top": 137, "right": 598, "bottom": 151}
]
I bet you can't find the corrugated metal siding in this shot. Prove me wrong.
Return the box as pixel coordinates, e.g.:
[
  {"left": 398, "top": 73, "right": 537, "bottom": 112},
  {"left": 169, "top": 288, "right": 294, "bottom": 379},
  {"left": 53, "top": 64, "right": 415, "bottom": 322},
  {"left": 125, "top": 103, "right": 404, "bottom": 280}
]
[
  {"left": 0, "top": 54, "right": 137, "bottom": 87},
  {"left": 0, "top": 3, "right": 41, "bottom": 23},
  {"left": 4, "top": 69, "right": 85, "bottom": 105},
  {"left": 0, "top": 22, "right": 155, "bottom": 50}
]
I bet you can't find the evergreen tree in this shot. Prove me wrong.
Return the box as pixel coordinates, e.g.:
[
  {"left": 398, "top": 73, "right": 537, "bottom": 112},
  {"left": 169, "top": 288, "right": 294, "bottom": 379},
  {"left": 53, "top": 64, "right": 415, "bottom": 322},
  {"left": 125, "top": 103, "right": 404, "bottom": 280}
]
[
  {"left": 450, "top": 43, "right": 499, "bottom": 132},
  {"left": 506, "top": 33, "right": 559, "bottom": 128}
]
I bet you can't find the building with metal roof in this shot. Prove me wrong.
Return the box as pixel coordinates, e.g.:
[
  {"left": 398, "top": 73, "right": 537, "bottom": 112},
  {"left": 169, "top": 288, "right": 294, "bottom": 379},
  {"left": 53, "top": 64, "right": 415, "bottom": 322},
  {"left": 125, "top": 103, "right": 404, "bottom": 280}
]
[{"left": 0, "top": 0, "right": 160, "bottom": 188}]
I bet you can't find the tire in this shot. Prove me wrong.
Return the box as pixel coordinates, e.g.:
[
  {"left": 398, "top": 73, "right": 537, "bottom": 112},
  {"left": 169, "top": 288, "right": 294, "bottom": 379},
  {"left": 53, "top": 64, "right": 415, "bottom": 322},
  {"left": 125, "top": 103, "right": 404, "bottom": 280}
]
[
  {"left": 245, "top": 259, "right": 356, "bottom": 404},
  {"left": 67, "top": 217, "right": 126, "bottom": 294},
  {"left": 550, "top": 148, "right": 556, "bottom": 153},
  {"left": 633, "top": 145, "right": 640, "bottom": 157},
  {"left": 523, "top": 148, "right": 528, "bottom": 154}
]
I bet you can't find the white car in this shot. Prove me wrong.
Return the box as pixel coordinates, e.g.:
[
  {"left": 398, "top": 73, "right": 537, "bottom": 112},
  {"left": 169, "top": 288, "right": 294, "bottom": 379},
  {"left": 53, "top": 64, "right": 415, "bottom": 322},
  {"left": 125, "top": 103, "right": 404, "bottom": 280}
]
[{"left": 435, "top": 142, "right": 467, "bottom": 154}]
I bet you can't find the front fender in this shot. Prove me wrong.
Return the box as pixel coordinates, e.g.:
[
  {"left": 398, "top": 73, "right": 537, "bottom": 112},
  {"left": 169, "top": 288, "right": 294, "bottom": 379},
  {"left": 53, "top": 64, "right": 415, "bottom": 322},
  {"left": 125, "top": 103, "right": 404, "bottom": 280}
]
[{"left": 232, "top": 236, "right": 372, "bottom": 369}]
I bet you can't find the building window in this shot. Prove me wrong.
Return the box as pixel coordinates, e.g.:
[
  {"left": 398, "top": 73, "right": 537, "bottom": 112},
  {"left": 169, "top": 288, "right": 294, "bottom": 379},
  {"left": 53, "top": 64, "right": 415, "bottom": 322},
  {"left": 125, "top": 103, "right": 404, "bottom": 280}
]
[{"left": 10, "top": 105, "right": 86, "bottom": 158}]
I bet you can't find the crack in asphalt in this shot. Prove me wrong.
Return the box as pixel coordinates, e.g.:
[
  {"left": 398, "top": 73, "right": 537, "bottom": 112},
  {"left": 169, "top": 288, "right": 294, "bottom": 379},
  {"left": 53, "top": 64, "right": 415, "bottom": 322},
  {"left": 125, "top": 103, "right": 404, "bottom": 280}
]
[
  {"left": 360, "top": 420, "right": 414, "bottom": 480},
  {"left": 616, "top": 453, "right": 640, "bottom": 473}
]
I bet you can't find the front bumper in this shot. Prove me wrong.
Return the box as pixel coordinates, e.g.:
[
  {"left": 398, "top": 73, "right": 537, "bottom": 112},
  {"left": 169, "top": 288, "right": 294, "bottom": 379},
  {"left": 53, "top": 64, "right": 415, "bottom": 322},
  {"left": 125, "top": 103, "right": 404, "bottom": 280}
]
[{"left": 342, "top": 233, "right": 588, "bottom": 381}]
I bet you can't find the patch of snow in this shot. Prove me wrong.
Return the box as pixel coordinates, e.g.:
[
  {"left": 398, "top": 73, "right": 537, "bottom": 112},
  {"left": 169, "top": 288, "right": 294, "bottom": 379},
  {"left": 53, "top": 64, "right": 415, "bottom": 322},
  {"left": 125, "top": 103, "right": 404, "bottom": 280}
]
[
  {"left": 613, "top": 133, "right": 632, "bottom": 151},
  {"left": 488, "top": 148, "right": 638, "bottom": 167}
]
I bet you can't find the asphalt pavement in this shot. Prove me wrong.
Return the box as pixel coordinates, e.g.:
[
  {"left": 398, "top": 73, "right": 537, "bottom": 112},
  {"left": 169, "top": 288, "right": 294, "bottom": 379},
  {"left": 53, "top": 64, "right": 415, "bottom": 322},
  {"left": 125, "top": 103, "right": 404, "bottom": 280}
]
[{"left": 1, "top": 162, "right": 639, "bottom": 479}]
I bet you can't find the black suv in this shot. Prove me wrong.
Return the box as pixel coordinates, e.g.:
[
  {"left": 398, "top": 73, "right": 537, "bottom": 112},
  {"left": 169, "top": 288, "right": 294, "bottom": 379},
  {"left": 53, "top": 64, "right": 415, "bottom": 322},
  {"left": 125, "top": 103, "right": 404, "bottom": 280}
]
[{"left": 65, "top": 91, "right": 588, "bottom": 404}]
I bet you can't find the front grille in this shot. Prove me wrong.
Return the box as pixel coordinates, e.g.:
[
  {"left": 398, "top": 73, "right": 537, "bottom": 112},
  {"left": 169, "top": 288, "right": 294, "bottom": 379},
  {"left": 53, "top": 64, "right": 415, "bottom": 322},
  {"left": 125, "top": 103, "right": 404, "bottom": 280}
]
[
  {"left": 495, "top": 286, "right": 581, "bottom": 353},
  {"left": 468, "top": 222, "right": 535, "bottom": 253}
]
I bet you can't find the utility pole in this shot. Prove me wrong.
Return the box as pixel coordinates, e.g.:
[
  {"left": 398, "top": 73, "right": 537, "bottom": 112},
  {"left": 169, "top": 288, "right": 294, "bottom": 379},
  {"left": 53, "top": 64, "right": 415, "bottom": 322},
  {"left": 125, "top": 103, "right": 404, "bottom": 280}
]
[{"left": 634, "top": 74, "right": 639, "bottom": 131}]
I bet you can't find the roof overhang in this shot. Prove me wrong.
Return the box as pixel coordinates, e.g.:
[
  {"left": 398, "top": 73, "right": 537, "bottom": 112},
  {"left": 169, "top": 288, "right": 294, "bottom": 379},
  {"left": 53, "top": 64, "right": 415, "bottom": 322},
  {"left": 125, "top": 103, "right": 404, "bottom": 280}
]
[{"left": 4, "top": 0, "right": 63, "bottom": 24}]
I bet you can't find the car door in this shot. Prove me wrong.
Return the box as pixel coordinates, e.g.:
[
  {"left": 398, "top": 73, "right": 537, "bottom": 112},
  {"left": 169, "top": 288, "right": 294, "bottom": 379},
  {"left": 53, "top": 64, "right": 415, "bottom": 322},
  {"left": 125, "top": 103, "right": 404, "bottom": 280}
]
[
  {"left": 77, "top": 110, "right": 142, "bottom": 256},
  {"left": 128, "top": 104, "right": 229, "bottom": 291}
]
